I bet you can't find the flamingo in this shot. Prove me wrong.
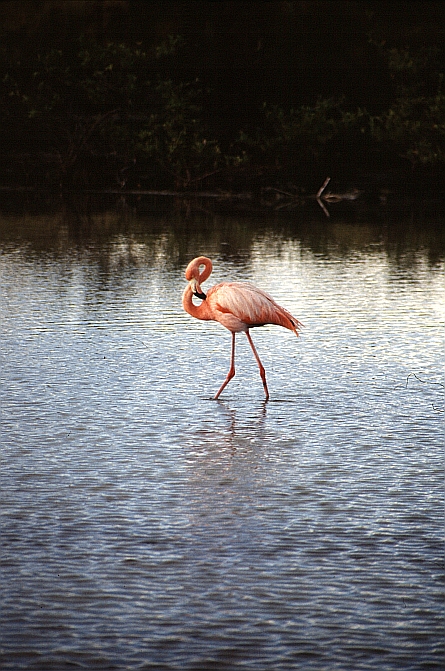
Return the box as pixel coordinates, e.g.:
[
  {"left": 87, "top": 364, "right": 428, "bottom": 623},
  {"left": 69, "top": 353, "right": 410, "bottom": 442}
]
[{"left": 182, "top": 256, "right": 303, "bottom": 400}]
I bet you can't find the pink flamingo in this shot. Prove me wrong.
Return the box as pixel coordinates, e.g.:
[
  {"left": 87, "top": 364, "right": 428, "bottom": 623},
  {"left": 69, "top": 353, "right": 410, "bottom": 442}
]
[{"left": 182, "top": 256, "right": 303, "bottom": 400}]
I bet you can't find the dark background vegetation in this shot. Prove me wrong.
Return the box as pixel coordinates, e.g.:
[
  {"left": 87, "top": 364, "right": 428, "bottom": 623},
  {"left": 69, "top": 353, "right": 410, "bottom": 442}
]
[{"left": 1, "top": 1, "right": 444, "bottom": 200}]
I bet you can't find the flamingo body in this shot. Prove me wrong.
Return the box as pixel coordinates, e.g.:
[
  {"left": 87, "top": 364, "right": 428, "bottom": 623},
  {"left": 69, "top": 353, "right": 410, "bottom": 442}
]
[
  {"left": 182, "top": 256, "right": 303, "bottom": 399},
  {"left": 204, "top": 282, "right": 299, "bottom": 333}
]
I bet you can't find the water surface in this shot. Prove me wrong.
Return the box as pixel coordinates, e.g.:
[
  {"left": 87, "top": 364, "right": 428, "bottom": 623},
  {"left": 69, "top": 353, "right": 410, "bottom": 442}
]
[{"left": 1, "top": 202, "right": 444, "bottom": 670}]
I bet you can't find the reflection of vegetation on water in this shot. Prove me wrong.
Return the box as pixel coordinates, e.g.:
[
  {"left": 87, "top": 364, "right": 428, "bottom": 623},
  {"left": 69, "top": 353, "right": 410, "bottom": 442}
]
[{"left": 0, "top": 199, "right": 443, "bottom": 274}]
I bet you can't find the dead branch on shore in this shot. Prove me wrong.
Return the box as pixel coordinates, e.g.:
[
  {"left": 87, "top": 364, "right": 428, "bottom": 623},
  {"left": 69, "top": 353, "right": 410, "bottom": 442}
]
[{"left": 313, "top": 177, "right": 362, "bottom": 217}]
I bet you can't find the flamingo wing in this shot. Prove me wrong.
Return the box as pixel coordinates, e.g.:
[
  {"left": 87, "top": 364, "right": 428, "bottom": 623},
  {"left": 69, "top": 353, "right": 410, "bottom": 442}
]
[{"left": 208, "top": 282, "right": 300, "bottom": 333}]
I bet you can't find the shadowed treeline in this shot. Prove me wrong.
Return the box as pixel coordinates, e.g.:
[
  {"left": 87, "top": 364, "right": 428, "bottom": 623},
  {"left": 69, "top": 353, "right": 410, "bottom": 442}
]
[{"left": 1, "top": 1, "right": 444, "bottom": 200}]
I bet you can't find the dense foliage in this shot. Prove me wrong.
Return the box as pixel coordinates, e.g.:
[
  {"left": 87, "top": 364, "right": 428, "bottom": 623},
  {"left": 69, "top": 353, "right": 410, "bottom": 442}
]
[{"left": 1, "top": 2, "right": 444, "bottom": 194}]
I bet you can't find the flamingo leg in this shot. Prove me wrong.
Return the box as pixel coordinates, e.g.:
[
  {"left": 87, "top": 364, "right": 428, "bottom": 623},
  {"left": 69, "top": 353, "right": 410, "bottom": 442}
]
[
  {"left": 214, "top": 332, "right": 236, "bottom": 399},
  {"left": 245, "top": 330, "right": 269, "bottom": 400}
]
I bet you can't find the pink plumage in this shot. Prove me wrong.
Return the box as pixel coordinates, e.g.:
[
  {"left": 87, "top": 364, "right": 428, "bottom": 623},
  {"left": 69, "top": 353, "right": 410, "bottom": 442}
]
[{"left": 182, "top": 256, "right": 303, "bottom": 400}]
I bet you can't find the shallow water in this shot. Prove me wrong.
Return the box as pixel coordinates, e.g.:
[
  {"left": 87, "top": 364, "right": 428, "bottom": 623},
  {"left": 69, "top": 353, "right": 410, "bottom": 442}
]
[{"left": 1, "top": 201, "right": 444, "bottom": 670}]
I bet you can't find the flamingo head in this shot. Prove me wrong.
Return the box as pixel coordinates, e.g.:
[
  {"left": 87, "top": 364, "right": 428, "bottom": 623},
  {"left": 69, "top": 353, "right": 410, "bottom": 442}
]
[
  {"left": 189, "top": 277, "right": 207, "bottom": 300},
  {"left": 185, "top": 257, "right": 210, "bottom": 300}
]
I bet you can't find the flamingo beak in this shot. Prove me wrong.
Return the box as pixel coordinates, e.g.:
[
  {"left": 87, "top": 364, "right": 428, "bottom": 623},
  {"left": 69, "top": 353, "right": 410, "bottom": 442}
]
[{"left": 190, "top": 278, "right": 206, "bottom": 300}]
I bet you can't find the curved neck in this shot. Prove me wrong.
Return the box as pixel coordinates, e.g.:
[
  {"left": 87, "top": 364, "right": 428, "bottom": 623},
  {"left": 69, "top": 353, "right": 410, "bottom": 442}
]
[
  {"left": 183, "top": 256, "right": 213, "bottom": 321},
  {"left": 198, "top": 257, "right": 212, "bottom": 283},
  {"left": 185, "top": 256, "right": 212, "bottom": 284},
  {"left": 182, "top": 285, "right": 211, "bottom": 321}
]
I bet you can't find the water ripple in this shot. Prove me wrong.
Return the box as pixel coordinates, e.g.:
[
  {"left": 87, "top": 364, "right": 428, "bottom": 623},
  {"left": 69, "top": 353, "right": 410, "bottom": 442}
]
[{"left": 1, "top": 212, "right": 443, "bottom": 670}]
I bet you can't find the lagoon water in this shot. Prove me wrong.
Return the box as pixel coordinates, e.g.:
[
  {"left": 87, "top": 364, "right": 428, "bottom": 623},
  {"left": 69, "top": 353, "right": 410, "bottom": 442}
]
[{"left": 1, "top": 199, "right": 444, "bottom": 670}]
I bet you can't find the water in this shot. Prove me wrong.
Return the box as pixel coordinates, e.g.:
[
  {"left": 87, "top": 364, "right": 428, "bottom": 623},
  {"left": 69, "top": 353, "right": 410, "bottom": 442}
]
[{"left": 1, "top": 201, "right": 444, "bottom": 670}]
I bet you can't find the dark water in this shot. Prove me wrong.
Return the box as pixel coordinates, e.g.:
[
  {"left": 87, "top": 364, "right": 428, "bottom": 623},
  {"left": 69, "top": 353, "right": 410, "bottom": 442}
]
[{"left": 1, "top": 201, "right": 444, "bottom": 670}]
